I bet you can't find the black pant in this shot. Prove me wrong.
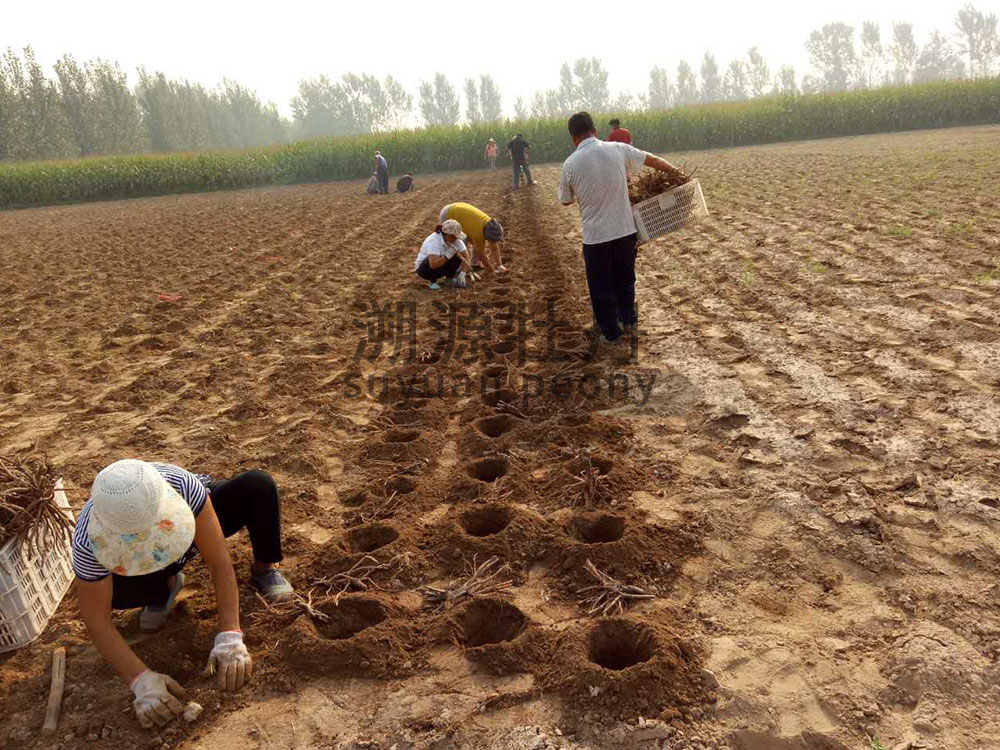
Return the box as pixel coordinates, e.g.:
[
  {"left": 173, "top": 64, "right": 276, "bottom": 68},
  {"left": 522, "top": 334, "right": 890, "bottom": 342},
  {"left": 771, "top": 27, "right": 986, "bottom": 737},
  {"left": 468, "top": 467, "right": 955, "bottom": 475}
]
[
  {"left": 416, "top": 255, "right": 462, "bottom": 283},
  {"left": 583, "top": 233, "right": 638, "bottom": 340},
  {"left": 110, "top": 470, "right": 283, "bottom": 609}
]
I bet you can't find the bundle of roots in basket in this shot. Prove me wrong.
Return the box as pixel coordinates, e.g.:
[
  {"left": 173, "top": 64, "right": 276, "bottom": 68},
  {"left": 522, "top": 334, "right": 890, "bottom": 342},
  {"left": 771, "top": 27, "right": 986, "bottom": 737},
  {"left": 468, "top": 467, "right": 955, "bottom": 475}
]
[
  {"left": 628, "top": 166, "right": 694, "bottom": 205},
  {"left": 0, "top": 454, "right": 70, "bottom": 549}
]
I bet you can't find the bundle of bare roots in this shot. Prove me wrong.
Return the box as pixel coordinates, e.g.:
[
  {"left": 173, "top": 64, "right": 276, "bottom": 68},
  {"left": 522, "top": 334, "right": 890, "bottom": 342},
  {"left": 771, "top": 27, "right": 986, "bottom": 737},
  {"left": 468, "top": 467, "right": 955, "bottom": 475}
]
[
  {"left": 628, "top": 166, "right": 695, "bottom": 205},
  {"left": 0, "top": 454, "right": 71, "bottom": 550}
]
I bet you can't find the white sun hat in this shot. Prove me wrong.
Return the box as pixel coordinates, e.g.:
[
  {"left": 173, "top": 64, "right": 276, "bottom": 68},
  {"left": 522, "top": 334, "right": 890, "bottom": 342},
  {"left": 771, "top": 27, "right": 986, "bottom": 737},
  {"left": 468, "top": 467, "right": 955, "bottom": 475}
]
[
  {"left": 87, "top": 459, "right": 196, "bottom": 577},
  {"left": 441, "top": 219, "right": 467, "bottom": 242}
]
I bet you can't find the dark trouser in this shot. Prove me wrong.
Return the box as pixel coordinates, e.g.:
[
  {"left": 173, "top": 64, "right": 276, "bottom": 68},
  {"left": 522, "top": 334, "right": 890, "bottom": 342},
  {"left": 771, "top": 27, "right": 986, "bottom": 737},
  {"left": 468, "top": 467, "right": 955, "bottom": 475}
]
[
  {"left": 512, "top": 160, "right": 532, "bottom": 188},
  {"left": 377, "top": 167, "right": 389, "bottom": 194},
  {"left": 583, "top": 233, "right": 638, "bottom": 341},
  {"left": 416, "top": 255, "right": 462, "bottom": 283},
  {"left": 110, "top": 470, "right": 283, "bottom": 609}
]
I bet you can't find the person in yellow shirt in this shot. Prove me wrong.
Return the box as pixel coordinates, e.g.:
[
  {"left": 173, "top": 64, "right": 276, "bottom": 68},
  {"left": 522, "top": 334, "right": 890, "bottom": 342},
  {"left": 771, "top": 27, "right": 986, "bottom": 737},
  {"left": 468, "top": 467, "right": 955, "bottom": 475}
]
[{"left": 438, "top": 202, "right": 507, "bottom": 274}]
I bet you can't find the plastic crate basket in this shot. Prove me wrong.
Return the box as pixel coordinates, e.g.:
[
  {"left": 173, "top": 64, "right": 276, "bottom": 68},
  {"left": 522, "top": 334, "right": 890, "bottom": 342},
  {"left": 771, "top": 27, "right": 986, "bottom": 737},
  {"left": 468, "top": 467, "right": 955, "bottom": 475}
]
[
  {"left": 632, "top": 178, "right": 709, "bottom": 244},
  {"left": 0, "top": 481, "right": 74, "bottom": 653}
]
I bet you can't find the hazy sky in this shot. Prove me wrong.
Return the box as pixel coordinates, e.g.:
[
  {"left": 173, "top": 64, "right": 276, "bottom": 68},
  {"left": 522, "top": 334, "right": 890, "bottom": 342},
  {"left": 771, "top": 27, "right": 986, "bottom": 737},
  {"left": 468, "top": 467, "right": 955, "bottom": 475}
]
[{"left": 6, "top": 1, "right": 987, "bottom": 117}]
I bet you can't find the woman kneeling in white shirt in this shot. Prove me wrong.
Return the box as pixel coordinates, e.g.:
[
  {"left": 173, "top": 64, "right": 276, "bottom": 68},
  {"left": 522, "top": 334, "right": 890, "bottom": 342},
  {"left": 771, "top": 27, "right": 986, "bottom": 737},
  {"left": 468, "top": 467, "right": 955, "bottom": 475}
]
[{"left": 414, "top": 219, "right": 475, "bottom": 290}]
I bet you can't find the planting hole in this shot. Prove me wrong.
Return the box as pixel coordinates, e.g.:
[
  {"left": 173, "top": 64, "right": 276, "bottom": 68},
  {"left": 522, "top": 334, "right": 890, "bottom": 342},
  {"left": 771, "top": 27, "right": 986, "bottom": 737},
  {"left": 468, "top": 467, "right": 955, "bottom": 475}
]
[
  {"left": 340, "top": 490, "right": 367, "bottom": 508},
  {"left": 384, "top": 476, "right": 415, "bottom": 495},
  {"left": 570, "top": 513, "right": 625, "bottom": 543},
  {"left": 460, "top": 504, "right": 513, "bottom": 537},
  {"left": 455, "top": 598, "right": 526, "bottom": 647},
  {"left": 347, "top": 523, "right": 399, "bottom": 553},
  {"left": 384, "top": 428, "right": 420, "bottom": 443},
  {"left": 587, "top": 620, "right": 656, "bottom": 671},
  {"left": 482, "top": 364, "right": 506, "bottom": 379},
  {"left": 474, "top": 414, "right": 517, "bottom": 439},
  {"left": 567, "top": 455, "right": 613, "bottom": 476},
  {"left": 466, "top": 457, "right": 509, "bottom": 483},
  {"left": 497, "top": 322, "right": 515, "bottom": 335},
  {"left": 315, "top": 598, "right": 388, "bottom": 640},
  {"left": 387, "top": 409, "right": 422, "bottom": 426},
  {"left": 420, "top": 351, "right": 442, "bottom": 365},
  {"left": 492, "top": 340, "right": 518, "bottom": 356},
  {"left": 482, "top": 388, "right": 518, "bottom": 408}
]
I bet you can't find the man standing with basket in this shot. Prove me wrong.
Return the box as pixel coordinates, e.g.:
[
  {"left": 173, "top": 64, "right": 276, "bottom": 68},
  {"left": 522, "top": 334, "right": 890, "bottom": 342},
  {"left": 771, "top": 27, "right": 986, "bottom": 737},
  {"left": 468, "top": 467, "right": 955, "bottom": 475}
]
[{"left": 558, "top": 111, "right": 681, "bottom": 344}]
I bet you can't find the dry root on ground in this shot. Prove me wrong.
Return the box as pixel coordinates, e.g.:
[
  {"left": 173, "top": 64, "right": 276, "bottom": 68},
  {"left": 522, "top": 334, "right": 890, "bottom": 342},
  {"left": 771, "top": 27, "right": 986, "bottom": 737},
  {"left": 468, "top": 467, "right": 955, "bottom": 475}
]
[
  {"left": 578, "top": 559, "right": 655, "bottom": 616},
  {"left": 313, "top": 553, "right": 412, "bottom": 603},
  {"left": 420, "top": 555, "right": 513, "bottom": 610}
]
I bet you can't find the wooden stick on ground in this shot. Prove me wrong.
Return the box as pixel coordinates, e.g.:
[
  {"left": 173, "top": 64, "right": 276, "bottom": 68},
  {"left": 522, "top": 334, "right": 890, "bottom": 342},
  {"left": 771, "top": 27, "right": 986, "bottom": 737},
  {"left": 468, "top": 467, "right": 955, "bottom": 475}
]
[{"left": 41, "top": 647, "right": 66, "bottom": 735}]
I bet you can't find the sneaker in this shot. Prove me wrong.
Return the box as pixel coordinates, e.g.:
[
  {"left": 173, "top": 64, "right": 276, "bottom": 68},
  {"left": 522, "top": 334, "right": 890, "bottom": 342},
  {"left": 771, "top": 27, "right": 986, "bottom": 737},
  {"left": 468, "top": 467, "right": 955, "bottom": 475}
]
[
  {"left": 599, "top": 334, "right": 624, "bottom": 345},
  {"left": 428, "top": 282, "right": 442, "bottom": 291},
  {"left": 252, "top": 569, "right": 295, "bottom": 602},
  {"left": 140, "top": 572, "right": 185, "bottom": 631}
]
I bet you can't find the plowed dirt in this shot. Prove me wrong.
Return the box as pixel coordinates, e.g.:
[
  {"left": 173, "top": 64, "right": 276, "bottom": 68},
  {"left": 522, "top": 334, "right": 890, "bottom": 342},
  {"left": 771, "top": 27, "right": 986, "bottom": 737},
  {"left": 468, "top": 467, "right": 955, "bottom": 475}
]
[{"left": 2, "top": 126, "right": 1000, "bottom": 750}]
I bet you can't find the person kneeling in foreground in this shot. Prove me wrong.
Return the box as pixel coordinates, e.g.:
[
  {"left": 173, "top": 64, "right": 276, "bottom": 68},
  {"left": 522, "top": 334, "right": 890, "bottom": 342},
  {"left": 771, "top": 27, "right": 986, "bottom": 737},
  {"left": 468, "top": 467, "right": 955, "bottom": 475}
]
[
  {"left": 414, "top": 218, "right": 474, "bottom": 290},
  {"left": 73, "top": 459, "right": 294, "bottom": 727}
]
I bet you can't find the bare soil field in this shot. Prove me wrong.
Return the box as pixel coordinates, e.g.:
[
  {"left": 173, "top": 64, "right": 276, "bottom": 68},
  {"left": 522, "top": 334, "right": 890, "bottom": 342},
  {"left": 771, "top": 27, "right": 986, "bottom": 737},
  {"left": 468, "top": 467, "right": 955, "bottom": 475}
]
[{"left": 1, "top": 125, "right": 1000, "bottom": 750}]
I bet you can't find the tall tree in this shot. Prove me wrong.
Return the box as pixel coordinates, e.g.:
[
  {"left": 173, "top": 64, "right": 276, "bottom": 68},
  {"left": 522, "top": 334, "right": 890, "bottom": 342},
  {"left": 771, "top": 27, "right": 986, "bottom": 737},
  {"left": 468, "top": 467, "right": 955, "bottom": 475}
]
[
  {"left": 573, "top": 58, "right": 610, "bottom": 111},
  {"left": 418, "top": 72, "right": 460, "bottom": 127},
  {"left": 675, "top": 59, "right": 698, "bottom": 105},
  {"left": 383, "top": 76, "right": 412, "bottom": 130},
  {"left": 53, "top": 55, "right": 97, "bottom": 155},
  {"left": 612, "top": 91, "right": 642, "bottom": 112},
  {"left": 3, "top": 47, "right": 74, "bottom": 160},
  {"left": 724, "top": 60, "right": 749, "bottom": 101},
  {"left": 530, "top": 91, "right": 549, "bottom": 118},
  {"left": 776, "top": 65, "right": 798, "bottom": 94},
  {"left": 88, "top": 59, "right": 146, "bottom": 153},
  {"left": 700, "top": 52, "right": 722, "bottom": 102},
  {"left": 513, "top": 95, "right": 527, "bottom": 120},
  {"left": 464, "top": 78, "right": 481, "bottom": 123},
  {"left": 291, "top": 73, "right": 404, "bottom": 137},
  {"left": 889, "top": 22, "right": 919, "bottom": 84},
  {"left": 746, "top": 47, "right": 770, "bottom": 98},
  {"left": 479, "top": 75, "right": 503, "bottom": 122},
  {"left": 647, "top": 66, "right": 673, "bottom": 110},
  {"left": 806, "top": 22, "right": 857, "bottom": 91},
  {"left": 913, "top": 31, "right": 966, "bottom": 83},
  {"left": 858, "top": 21, "right": 884, "bottom": 88},
  {"left": 555, "top": 62, "right": 576, "bottom": 114},
  {"left": 955, "top": 4, "right": 999, "bottom": 78}
]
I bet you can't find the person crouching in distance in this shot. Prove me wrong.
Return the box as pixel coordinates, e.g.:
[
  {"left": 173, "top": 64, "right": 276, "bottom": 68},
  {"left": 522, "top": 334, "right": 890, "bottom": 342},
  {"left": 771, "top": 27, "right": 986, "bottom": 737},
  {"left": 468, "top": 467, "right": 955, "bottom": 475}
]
[
  {"left": 414, "top": 219, "right": 474, "bottom": 290},
  {"left": 73, "top": 459, "right": 294, "bottom": 728}
]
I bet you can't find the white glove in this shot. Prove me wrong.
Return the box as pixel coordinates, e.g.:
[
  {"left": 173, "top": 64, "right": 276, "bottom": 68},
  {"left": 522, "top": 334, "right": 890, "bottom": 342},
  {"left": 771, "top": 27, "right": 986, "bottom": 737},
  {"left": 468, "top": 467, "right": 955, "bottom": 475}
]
[
  {"left": 130, "top": 670, "right": 186, "bottom": 728},
  {"left": 206, "top": 630, "right": 253, "bottom": 691}
]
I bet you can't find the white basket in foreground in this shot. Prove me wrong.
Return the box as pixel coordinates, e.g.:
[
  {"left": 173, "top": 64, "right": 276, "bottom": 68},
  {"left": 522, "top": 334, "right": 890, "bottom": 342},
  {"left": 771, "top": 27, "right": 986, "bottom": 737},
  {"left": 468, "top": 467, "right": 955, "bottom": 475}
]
[
  {"left": 0, "top": 480, "right": 74, "bottom": 653},
  {"left": 632, "top": 178, "right": 709, "bottom": 244}
]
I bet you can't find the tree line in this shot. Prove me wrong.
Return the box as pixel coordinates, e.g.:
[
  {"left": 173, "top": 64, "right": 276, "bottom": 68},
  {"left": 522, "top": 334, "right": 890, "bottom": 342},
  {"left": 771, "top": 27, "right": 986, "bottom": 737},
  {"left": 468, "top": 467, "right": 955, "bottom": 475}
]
[{"left": 1, "top": 4, "right": 996, "bottom": 162}]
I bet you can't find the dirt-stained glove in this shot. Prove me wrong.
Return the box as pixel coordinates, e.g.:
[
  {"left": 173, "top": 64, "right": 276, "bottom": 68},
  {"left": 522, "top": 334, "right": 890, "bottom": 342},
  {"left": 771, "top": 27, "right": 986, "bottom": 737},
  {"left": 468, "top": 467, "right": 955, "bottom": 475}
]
[
  {"left": 206, "top": 630, "right": 252, "bottom": 691},
  {"left": 130, "top": 670, "right": 186, "bottom": 728}
]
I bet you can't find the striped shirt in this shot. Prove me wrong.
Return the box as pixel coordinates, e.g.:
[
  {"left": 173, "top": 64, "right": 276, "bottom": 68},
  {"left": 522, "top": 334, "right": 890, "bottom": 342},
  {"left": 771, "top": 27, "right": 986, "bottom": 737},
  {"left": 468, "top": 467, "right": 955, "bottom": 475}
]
[
  {"left": 558, "top": 136, "right": 649, "bottom": 245},
  {"left": 72, "top": 463, "right": 210, "bottom": 582}
]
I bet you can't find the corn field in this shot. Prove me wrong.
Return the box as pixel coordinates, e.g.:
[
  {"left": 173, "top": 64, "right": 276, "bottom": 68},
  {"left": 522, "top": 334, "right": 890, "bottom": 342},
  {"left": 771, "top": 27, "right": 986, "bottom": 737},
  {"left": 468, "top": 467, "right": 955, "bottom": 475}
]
[{"left": 2, "top": 78, "right": 998, "bottom": 210}]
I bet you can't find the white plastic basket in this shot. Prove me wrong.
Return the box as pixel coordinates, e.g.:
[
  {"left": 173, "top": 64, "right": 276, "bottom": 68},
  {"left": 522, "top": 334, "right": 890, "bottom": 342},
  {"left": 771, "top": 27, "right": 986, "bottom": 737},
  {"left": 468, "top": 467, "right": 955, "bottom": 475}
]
[
  {"left": 632, "top": 178, "right": 709, "bottom": 244},
  {"left": 0, "top": 480, "right": 75, "bottom": 653}
]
